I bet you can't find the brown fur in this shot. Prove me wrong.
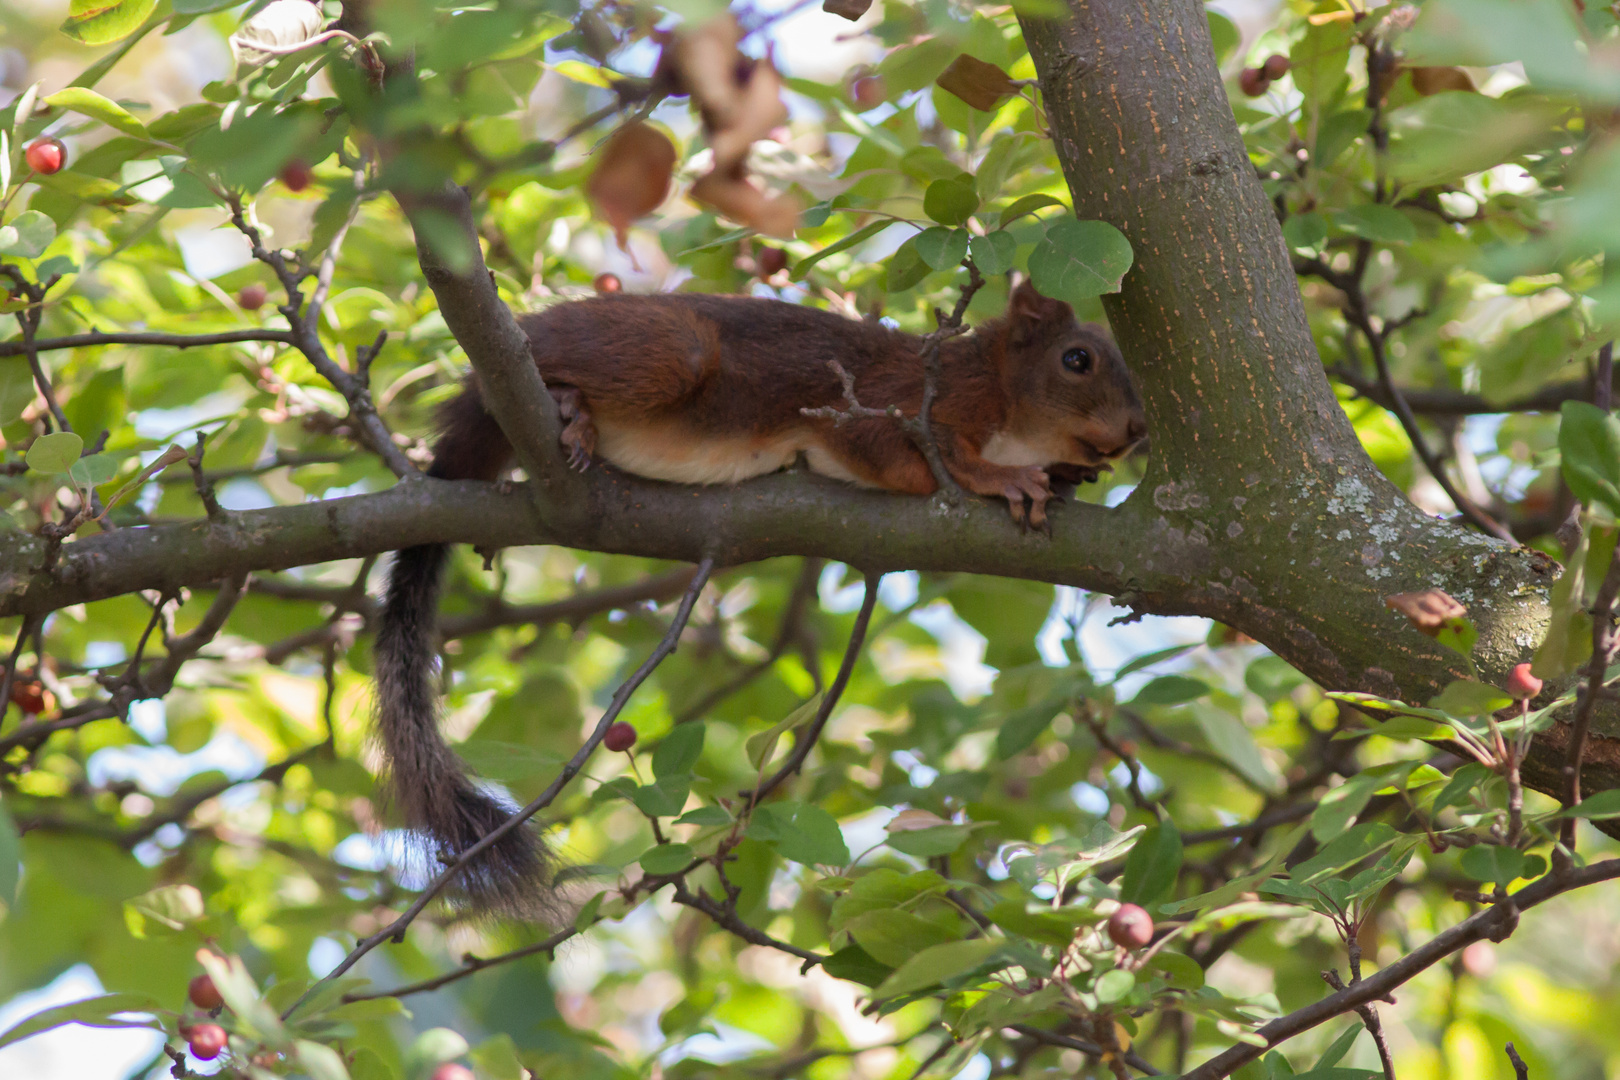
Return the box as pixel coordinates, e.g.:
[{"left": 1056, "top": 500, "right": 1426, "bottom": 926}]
[{"left": 375, "top": 281, "right": 1145, "bottom": 915}]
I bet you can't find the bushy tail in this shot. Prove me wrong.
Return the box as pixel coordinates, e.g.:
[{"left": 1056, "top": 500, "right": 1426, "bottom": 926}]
[{"left": 373, "top": 380, "right": 548, "bottom": 915}]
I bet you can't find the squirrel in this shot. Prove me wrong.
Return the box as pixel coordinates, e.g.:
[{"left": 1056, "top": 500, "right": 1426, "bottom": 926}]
[{"left": 374, "top": 279, "right": 1145, "bottom": 914}]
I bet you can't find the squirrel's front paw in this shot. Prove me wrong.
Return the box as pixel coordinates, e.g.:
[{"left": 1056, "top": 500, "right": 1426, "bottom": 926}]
[{"left": 1001, "top": 466, "right": 1052, "bottom": 530}]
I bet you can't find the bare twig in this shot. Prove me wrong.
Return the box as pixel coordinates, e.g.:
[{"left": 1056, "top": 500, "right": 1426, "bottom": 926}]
[
  {"left": 1505, "top": 1042, "right": 1530, "bottom": 1080},
  {"left": 1322, "top": 969, "right": 1396, "bottom": 1080},
  {"left": 341, "top": 926, "right": 578, "bottom": 1002},
  {"left": 1180, "top": 858, "right": 1620, "bottom": 1079},
  {"left": 0, "top": 614, "right": 40, "bottom": 732},
  {"left": 750, "top": 570, "right": 881, "bottom": 802},
  {"left": 188, "top": 433, "right": 226, "bottom": 522},
  {"left": 1560, "top": 554, "right": 1620, "bottom": 855},
  {"left": 0, "top": 329, "right": 296, "bottom": 357},
  {"left": 282, "top": 557, "right": 715, "bottom": 1019}
]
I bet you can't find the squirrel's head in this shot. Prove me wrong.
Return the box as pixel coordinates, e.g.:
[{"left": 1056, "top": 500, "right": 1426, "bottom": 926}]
[{"left": 996, "top": 279, "right": 1147, "bottom": 471}]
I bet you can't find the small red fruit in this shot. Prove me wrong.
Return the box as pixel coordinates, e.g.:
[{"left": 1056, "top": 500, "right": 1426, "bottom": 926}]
[
  {"left": 186, "top": 1023, "right": 227, "bottom": 1061},
  {"left": 25, "top": 138, "right": 66, "bottom": 175},
  {"left": 594, "top": 272, "right": 622, "bottom": 294},
  {"left": 1238, "top": 68, "right": 1270, "bottom": 97},
  {"left": 236, "top": 283, "right": 268, "bottom": 311},
  {"left": 1262, "top": 54, "right": 1291, "bottom": 81},
  {"left": 9, "top": 679, "right": 47, "bottom": 715},
  {"left": 756, "top": 247, "right": 788, "bottom": 277},
  {"left": 851, "top": 74, "right": 887, "bottom": 110},
  {"left": 431, "top": 1065, "right": 475, "bottom": 1080},
  {"left": 188, "top": 973, "right": 224, "bottom": 1010},
  {"left": 603, "top": 721, "right": 637, "bottom": 752},
  {"left": 1107, "top": 903, "right": 1154, "bottom": 949},
  {"left": 1506, "top": 662, "right": 1543, "bottom": 700},
  {"left": 278, "top": 160, "right": 312, "bottom": 192}
]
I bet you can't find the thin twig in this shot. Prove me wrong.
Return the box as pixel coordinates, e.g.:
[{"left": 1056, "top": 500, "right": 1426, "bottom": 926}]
[
  {"left": 750, "top": 570, "right": 881, "bottom": 802},
  {"left": 1560, "top": 555, "right": 1620, "bottom": 855},
  {"left": 1322, "top": 969, "right": 1396, "bottom": 1080},
  {"left": 282, "top": 558, "right": 715, "bottom": 1019},
  {"left": 1179, "top": 858, "right": 1620, "bottom": 1079},
  {"left": 341, "top": 927, "right": 578, "bottom": 1001},
  {"left": 0, "top": 329, "right": 296, "bottom": 357},
  {"left": 1505, "top": 1042, "right": 1530, "bottom": 1080},
  {"left": 0, "top": 615, "right": 40, "bottom": 733}
]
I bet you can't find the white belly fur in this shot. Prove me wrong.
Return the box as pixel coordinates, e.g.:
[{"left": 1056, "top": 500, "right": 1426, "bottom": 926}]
[
  {"left": 595, "top": 419, "right": 804, "bottom": 485},
  {"left": 981, "top": 430, "right": 1068, "bottom": 468}
]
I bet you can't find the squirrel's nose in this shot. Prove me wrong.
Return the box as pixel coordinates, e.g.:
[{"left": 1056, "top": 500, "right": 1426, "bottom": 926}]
[{"left": 1125, "top": 417, "right": 1147, "bottom": 445}]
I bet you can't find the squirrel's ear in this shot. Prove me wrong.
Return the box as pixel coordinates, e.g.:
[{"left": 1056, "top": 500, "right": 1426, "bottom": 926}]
[{"left": 1009, "top": 277, "right": 1047, "bottom": 324}]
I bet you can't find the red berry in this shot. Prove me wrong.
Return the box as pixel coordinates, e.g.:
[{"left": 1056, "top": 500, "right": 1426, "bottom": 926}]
[
  {"left": 25, "top": 138, "right": 66, "bottom": 175},
  {"left": 187, "top": 1023, "right": 227, "bottom": 1061},
  {"left": 431, "top": 1065, "right": 475, "bottom": 1080},
  {"left": 603, "top": 721, "right": 637, "bottom": 752},
  {"left": 1238, "top": 68, "right": 1270, "bottom": 97},
  {"left": 10, "top": 679, "right": 46, "bottom": 715},
  {"left": 1107, "top": 903, "right": 1154, "bottom": 949},
  {"left": 188, "top": 973, "right": 224, "bottom": 1010},
  {"left": 756, "top": 247, "right": 788, "bottom": 277},
  {"left": 278, "top": 160, "right": 312, "bottom": 192},
  {"left": 1262, "top": 54, "right": 1291, "bottom": 81},
  {"left": 236, "top": 284, "right": 268, "bottom": 311},
  {"left": 594, "top": 272, "right": 622, "bottom": 294},
  {"left": 1506, "top": 662, "right": 1543, "bottom": 700},
  {"left": 851, "top": 74, "right": 887, "bottom": 110}
]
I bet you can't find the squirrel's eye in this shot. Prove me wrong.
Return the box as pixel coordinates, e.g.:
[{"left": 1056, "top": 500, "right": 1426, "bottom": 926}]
[{"left": 1062, "top": 347, "right": 1092, "bottom": 374}]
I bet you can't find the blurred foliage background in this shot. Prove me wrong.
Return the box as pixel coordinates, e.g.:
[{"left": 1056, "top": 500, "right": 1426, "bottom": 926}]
[{"left": 3, "top": 0, "right": 1620, "bottom": 1079}]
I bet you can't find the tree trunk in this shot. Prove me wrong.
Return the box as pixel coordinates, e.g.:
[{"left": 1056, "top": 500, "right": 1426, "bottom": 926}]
[{"left": 1018, "top": 0, "right": 1614, "bottom": 796}]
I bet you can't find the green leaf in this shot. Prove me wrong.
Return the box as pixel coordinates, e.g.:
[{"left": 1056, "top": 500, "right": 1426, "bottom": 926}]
[
  {"left": 653, "top": 722, "right": 704, "bottom": 778},
  {"left": 1566, "top": 788, "right": 1620, "bottom": 819},
  {"left": 1560, "top": 401, "right": 1620, "bottom": 518},
  {"left": 1459, "top": 845, "right": 1540, "bottom": 886},
  {"left": 0, "top": 992, "right": 159, "bottom": 1051},
  {"left": 456, "top": 740, "right": 565, "bottom": 781},
  {"left": 822, "top": 944, "right": 892, "bottom": 987},
  {"left": 197, "top": 951, "right": 285, "bottom": 1045},
  {"left": 986, "top": 900, "right": 1097, "bottom": 947},
  {"left": 1095, "top": 967, "right": 1136, "bottom": 1004},
  {"left": 914, "top": 226, "right": 970, "bottom": 270},
  {"left": 1207, "top": 10, "right": 1240, "bottom": 63},
  {"left": 470, "top": 1034, "right": 525, "bottom": 1080},
  {"left": 639, "top": 843, "right": 695, "bottom": 875},
  {"left": 0, "top": 795, "right": 18, "bottom": 907},
  {"left": 25, "top": 431, "right": 84, "bottom": 475},
  {"left": 1288, "top": 823, "right": 1399, "bottom": 886},
  {"left": 1282, "top": 212, "right": 1328, "bottom": 251},
  {"left": 630, "top": 774, "right": 690, "bottom": 818},
  {"left": 999, "top": 193, "right": 1065, "bottom": 228},
  {"left": 994, "top": 698, "right": 1064, "bottom": 759},
  {"left": 0, "top": 210, "right": 57, "bottom": 258},
  {"left": 969, "top": 230, "right": 1017, "bottom": 275},
  {"left": 845, "top": 910, "right": 958, "bottom": 967},
  {"left": 123, "top": 883, "right": 205, "bottom": 937},
  {"left": 923, "top": 177, "right": 979, "bottom": 226},
  {"left": 1427, "top": 679, "right": 1512, "bottom": 718},
  {"left": 875, "top": 939, "right": 1004, "bottom": 998},
  {"left": 1121, "top": 822, "right": 1182, "bottom": 907},
  {"left": 1144, "top": 950, "right": 1203, "bottom": 991},
  {"left": 673, "top": 805, "right": 731, "bottom": 826},
  {"left": 1312, "top": 767, "right": 1413, "bottom": 842},
  {"left": 1386, "top": 91, "right": 1554, "bottom": 188},
  {"left": 1192, "top": 704, "right": 1284, "bottom": 793},
  {"left": 1313, "top": 1024, "right": 1363, "bottom": 1070},
  {"left": 1116, "top": 644, "right": 1199, "bottom": 680},
  {"left": 747, "top": 801, "right": 849, "bottom": 866},
  {"left": 1333, "top": 205, "right": 1417, "bottom": 245},
  {"left": 790, "top": 219, "right": 892, "bottom": 280},
  {"left": 1132, "top": 675, "right": 1209, "bottom": 706},
  {"left": 60, "top": 0, "right": 158, "bottom": 46},
  {"left": 885, "top": 824, "right": 976, "bottom": 858},
  {"left": 43, "top": 87, "right": 150, "bottom": 139},
  {"left": 296, "top": 1040, "right": 352, "bottom": 1080},
  {"left": 746, "top": 694, "right": 822, "bottom": 770},
  {"left": 887, "top": 236, "right": 931, "bottom": 292},
  {"left": 1029, "top": 217, "right": 1134, "bottom": 302},
  {"left": 1533, "top": 524, "right": 1592, "bottom": 679},
  {"left": 68, "top": 452, "right": 120, "bottom": 489}
]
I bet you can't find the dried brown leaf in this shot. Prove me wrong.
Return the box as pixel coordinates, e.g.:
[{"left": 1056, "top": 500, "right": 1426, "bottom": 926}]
[
  {"left": 586, "top": 122, "right": 677, "bottom": 249},
  {"left": 690, "top": 168, "right": 800, "bottom": 238},
  {"left": 1385, "top": 589, "right": 1467, "bottom": 636},
  {"left": 936, "top": 54, "right": 1019, "bottom": 113},
  {"left": 1409, "top": 65, "right": 1476, "bottom": 95},
  {"left": 822, "top": 0, "right": 873, "bottom": 20}
]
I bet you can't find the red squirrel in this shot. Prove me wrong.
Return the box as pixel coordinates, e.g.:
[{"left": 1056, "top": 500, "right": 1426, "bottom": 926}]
[{"left": 374, "top": 280, "right": 1145, "bottom": 913}]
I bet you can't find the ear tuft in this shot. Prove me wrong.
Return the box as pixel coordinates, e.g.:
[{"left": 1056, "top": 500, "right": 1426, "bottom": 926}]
[{"left": 1009, "top": 278, "right": 1047, "bottom": 324}]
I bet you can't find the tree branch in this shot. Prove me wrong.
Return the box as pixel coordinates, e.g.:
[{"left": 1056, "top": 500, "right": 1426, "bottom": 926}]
[
  {"left": 0, "top": 329, "right": 296, "bottom": 357},
  {"left": 1180, "top": 858, "right": 1620, "bottom": 1079}
]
